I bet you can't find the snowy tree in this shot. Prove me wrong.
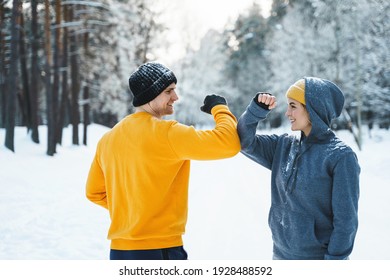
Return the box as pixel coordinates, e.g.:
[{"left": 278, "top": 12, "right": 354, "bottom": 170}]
[
  {"left": 266, "top": 0, "right": 389, "bottom": 132},
  {"left": 173, "top": 29, "right": 235, "bottom": 126},
  {"left": 267, "top": 0, "right": 337, "bottom": 100},
  {"left": 358, "top": 0, "right": 390, "bottom": 129},
  {"left": 0, "top": 0, "right": 170, "bottom": 153},
  {"left": 84, "top": 0, "right": 165, "bottom": 127},
  {"left": 221, "top": 2, "right": 272, "bottom": 119}
]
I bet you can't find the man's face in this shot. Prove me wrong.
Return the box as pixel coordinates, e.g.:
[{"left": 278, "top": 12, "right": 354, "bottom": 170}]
[{"left": 148, "top": 83, "right": 179, "bottom": 117}]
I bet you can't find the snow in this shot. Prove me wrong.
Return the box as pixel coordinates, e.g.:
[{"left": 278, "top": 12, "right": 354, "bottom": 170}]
[{"left": 0, "top": 124, "right": 389, "bottom": 260}]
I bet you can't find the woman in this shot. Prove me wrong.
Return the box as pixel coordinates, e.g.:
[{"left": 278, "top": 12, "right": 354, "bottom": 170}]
[{"left": 237, "top": 77, "right": 360, "bottom": 260}]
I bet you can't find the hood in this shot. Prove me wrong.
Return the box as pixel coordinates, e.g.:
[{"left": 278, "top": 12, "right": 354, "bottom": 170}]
[{"left": 304, "top": 77, "right": 345, "bottom": 142}]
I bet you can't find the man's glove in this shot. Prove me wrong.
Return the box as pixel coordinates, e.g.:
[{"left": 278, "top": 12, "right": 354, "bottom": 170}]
[{"left": 200, "top": 94, "right": 227, "bottom": 114}]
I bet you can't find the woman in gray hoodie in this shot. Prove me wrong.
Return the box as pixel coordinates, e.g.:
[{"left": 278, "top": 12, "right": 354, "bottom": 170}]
[{"left": 237, "top": 77, "right": 360, "bottom": 260}]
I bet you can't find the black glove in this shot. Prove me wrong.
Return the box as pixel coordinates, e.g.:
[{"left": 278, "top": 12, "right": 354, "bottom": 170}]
[
  {"left": 200, "top": 94, "right": 227, "bottom": 114},
  {"left": 254, "top": 92, "right": 273, "bottom": 110}
]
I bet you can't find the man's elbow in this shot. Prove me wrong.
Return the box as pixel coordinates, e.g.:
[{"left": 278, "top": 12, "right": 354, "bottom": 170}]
[{"left": 224, "top": 134, "right": 241, "bottom": 157}]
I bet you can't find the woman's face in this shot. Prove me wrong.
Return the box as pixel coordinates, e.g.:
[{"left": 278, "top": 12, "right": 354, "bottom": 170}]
[{"left": 285, "top": 98, "right": 312, "bottom": 136}]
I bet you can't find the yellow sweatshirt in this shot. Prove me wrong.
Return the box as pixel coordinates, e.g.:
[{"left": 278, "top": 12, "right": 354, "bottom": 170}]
[{"left": 86, "top": 105, "right": 240, "bottom": 250}]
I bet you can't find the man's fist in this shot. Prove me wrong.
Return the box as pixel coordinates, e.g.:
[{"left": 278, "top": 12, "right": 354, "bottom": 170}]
[{"left": 200, "top": 94, "right": 227, "bottom": 114}]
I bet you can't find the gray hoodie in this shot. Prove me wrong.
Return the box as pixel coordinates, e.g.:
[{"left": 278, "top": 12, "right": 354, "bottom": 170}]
[{"left": 238, "top": 77, "right": 360, "bottom": 259}]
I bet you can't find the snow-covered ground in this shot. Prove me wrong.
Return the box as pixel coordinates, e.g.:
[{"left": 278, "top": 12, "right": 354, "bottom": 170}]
[{"left": 0, "top": 124, "right": 389, "bottom": 260}]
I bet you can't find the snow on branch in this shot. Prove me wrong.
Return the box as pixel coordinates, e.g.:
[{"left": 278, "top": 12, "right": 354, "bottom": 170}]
[
  {"left": 52, "top": 20, "right": 83, "bottom": 29},
  {"left": 51, "top": 20, "right": 110, "bottom": 30},
  {"left": 85, "top": 20, "right": 110, "bottom": 26},
  {"left": 62, "top": 1, "right": 110, "bottom": 10}
]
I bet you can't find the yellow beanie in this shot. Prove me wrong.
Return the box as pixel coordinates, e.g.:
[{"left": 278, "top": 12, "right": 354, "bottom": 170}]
[{"left": 286, "top": 79, "right": 305, "bottom": 105}]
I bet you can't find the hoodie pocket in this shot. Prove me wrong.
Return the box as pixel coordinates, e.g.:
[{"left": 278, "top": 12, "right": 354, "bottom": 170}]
[{"left": 268, "top": 205, "right": 323, "bottom": 253}]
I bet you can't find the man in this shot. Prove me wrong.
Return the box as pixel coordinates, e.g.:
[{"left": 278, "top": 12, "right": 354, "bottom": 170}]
[{"left": 86, "top": 61, "right": 240, "bottom": 260}]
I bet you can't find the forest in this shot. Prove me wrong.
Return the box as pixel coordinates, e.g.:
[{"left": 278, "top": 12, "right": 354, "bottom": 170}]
[{"left": 0, "top": 0, "right": 389, "bottom": 155}]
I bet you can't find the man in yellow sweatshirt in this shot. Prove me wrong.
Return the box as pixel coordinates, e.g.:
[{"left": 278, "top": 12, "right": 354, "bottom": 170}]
[{"left": 86, "top": 61, "right": 240, "bottom": 260}]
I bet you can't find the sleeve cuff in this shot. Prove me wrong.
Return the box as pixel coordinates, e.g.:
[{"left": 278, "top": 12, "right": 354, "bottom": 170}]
[{"left": 247, "top": 98, "right": 271, "bottom": 119}]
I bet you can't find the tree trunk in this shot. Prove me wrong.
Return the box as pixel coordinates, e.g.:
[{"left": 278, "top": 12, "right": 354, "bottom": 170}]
[
  {"left": 30, "top": 0, "right": 40, "bottom": 143},
  {"left": 57, "top": 3, "right": 69, "bottom": 145},
  {"left": 19, "top": 12, "right": 31, "bottom": 129},
  {"left": 83, "top": 85, "right": 89, "bottom": 145},
  {"left": 82, "top": 30, "right": 89, "bottom": 146},
  {"left": 45, "top": 0, "right": 55, "bottom": 156},
  {"left": 4, "top": 0, "right": 21, "bottom": 152},
  {"left": 0, "top": 2, "right": 7, "bottom": 128},
  {"left": 52, "top": 0, "right": 62, "bottom": 146},
  {"left": 69, "top": 6, "right": 80, "bottom": 145}
]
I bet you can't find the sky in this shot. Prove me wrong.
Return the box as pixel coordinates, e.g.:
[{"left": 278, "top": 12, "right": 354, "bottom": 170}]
[{"left": 153, "top": 0, "right": 273, "bottom": 64}]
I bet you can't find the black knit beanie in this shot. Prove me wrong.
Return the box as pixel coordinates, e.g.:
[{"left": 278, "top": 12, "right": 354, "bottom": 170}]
[{"left": 129, "top": 62, "right": 177, "bottom": 107}]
